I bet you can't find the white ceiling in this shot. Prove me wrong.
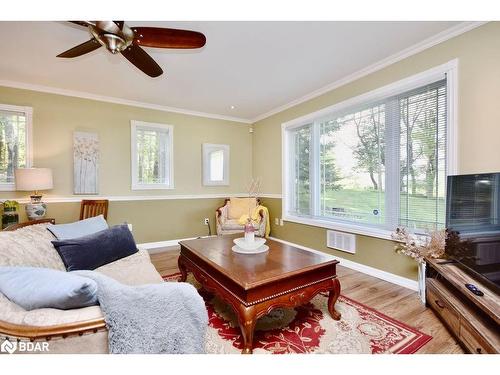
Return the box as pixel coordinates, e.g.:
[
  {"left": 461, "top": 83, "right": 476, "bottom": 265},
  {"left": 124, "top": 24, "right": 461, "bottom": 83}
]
[{"left": 0, "top": 21, "right": 466, "bottom": 121}]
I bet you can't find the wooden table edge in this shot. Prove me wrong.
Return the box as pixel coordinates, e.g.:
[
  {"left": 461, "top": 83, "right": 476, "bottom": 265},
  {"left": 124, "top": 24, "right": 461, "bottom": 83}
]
[{"left": 179, "top": 240, "right": 339, "bottom": 290}]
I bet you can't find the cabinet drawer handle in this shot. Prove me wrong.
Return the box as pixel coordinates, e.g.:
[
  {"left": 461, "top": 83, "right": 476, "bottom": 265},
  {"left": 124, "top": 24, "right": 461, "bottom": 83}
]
[
  {"left": 435, "top": 300, "right": 445, "bottom": 309},
  {"left": 476, "top": 348, "right": 482, "bottom": 354}
]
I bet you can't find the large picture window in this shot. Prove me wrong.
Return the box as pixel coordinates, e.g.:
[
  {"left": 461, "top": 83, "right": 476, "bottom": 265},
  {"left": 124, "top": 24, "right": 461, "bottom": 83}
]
[
  {"left": 283, "top": 63, "right": 456, "bottom": 238},
  {"left": 131, "top": 121, "right": 174, "bottom": 190},
  {"left": 0, "top": 104, "right": 32, "bottom": 191}
]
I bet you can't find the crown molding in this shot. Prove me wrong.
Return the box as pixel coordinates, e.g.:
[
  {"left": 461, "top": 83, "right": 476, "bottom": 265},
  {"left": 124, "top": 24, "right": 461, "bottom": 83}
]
[
  {"left": 0, "top": 79, "right": 252, "bottom": 124},
  {"left": 251, "top": 21, "right": 487, "bottom": 123}
]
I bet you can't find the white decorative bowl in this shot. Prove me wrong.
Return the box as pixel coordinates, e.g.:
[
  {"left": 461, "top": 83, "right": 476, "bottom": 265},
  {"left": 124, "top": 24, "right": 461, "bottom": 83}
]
[
  {"left": 233, "top": 237, "right": 266, "bottom": 251},
  {"left": 232, "top": 244, "right": 269, "bottom": 254}
]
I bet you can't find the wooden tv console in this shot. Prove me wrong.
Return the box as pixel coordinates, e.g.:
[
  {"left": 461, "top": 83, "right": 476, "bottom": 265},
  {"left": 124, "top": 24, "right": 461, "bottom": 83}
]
[{"left": 425, "top": 257, "right": 500, "bottom": 353}]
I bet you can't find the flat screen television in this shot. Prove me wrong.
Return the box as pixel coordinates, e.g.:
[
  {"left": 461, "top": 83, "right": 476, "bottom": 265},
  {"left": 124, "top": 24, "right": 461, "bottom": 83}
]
[{"left": 446, "top": 173, "right": 500, "bottom": 293}]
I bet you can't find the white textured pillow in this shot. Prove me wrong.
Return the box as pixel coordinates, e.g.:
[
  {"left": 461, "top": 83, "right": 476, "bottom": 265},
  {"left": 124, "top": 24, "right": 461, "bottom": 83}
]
[{"left": 0, "top": 224, "right": 65, "bottom": 270}]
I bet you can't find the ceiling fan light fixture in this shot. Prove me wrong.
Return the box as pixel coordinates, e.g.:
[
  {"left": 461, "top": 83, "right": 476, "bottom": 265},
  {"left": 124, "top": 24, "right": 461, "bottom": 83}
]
[
  {"left": 89, "top": 25, "right": 131, "bottom": 54},
  {"left": 59, "top": 21, "right": 207, "bottom": 78},
  {"left": 101, "top": 33, "right": 127, "bottom": 53}
]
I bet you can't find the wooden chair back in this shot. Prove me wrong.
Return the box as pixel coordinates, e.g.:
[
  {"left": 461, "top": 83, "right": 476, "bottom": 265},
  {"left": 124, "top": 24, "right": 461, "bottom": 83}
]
[{"left": 79, "top": 199, "right": 109, "bottom": 220}]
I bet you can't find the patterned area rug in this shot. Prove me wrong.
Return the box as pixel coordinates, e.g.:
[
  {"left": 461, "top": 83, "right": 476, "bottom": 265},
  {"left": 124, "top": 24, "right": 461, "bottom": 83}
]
[{"left": 163, "top": 273, "right": 431, "bottom": 354}]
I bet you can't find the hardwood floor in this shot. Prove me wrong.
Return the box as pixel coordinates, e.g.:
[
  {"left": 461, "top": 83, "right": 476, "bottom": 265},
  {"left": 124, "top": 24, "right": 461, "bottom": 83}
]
[{"left": 150, "top": 248, "right": 464, "bottom": 354}]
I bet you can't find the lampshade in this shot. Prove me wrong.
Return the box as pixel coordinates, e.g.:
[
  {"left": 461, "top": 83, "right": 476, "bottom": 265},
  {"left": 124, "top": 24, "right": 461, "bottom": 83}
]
[{"left": 15, "top": 168, "right": 53, "bottom": 191}]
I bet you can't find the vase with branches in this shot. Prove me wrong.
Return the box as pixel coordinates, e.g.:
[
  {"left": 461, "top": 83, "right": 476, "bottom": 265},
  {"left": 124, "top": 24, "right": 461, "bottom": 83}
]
[
  {"left": 391, "top": 226, "right": 447, "bottom": 303},
  {"left": 244, "top": 178, "right": 262, "bottom": 242}
]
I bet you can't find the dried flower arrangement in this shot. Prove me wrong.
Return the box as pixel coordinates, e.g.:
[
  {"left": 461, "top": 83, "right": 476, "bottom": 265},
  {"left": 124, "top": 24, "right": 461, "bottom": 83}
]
[
  {"left": 391, "top": 227, "right": 447, "bottom": 264},
  {"left": 246, "top": 177, "right": 262, "bottom": 218},
  {"left": 247, "top": 177, "right": 262, "bottom": 200}
]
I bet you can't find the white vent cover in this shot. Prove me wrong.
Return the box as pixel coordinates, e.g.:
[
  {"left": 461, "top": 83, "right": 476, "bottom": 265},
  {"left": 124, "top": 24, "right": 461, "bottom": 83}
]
[{"left": 326, "top": 230, "right": 356, "bottom": 254}]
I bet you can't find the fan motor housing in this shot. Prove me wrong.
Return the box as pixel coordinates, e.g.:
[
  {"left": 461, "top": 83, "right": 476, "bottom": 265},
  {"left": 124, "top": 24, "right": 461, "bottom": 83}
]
[{"left": 89, "top": 23, "right": 134, "bottom": 54}]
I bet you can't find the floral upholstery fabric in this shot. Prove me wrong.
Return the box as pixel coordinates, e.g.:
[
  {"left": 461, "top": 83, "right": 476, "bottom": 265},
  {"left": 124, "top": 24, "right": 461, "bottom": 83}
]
[{"left": 0, "top": 224, "right": 65, "bottom": 270}]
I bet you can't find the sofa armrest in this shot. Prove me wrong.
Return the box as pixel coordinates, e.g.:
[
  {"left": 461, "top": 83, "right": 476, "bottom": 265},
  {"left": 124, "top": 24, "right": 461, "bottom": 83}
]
[{"left": 0, "top": 291, "right": 104, "bottom": 330}]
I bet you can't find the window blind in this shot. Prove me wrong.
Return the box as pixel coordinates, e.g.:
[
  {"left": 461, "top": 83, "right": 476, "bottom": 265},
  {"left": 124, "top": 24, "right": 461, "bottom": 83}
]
[
  {"left": 395, "top": 80, "right": 447, "bottom": 231},
  {"left": 286, "top": 78, "right": 447, "bottom": 233}
]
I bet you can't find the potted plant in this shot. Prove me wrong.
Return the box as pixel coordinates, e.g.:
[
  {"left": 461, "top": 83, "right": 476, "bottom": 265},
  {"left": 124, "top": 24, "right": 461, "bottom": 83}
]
[{"left": 1, "top": 200, "right": 20, "bottom": 229}]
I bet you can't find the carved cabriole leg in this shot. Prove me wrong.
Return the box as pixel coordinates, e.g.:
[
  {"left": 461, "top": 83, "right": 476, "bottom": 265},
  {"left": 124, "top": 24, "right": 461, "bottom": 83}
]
[
  {"left": 178, "top": 256, "right": 188, "bottom": 282},
  {"left": 237, "top": 305, "right": 257, "bottom": 354},
  {"left": 327, "top": 277, "right": 341, "bottom": 320}
]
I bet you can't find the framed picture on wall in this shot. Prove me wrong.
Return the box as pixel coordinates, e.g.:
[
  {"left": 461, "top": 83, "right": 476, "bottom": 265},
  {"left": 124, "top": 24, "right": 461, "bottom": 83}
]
[{"left": 73, "top": 131, "right": 99, "bottom": 194}]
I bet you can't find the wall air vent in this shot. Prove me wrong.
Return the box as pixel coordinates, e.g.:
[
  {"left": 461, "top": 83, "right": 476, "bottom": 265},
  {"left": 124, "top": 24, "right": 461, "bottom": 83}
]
[{"left": 326, "top": 230, "right": 356, "bottom": 254}]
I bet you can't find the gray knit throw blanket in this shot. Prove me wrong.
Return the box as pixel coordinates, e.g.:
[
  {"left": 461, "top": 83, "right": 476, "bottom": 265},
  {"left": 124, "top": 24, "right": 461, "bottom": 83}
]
[{"left": 75, "top": 271, "right": 208, "bottom": 354}]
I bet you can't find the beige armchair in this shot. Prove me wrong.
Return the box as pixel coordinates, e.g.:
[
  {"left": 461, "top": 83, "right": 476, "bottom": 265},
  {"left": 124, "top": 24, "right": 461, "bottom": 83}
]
[{"left": 216, "top": 197, "right": 269, "bottom": 237}]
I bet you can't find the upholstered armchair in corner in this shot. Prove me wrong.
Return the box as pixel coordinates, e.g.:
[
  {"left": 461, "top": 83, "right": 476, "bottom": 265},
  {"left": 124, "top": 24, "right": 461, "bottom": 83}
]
[{"left": 216, "top": 197, "right": 270, "bottom": 237}]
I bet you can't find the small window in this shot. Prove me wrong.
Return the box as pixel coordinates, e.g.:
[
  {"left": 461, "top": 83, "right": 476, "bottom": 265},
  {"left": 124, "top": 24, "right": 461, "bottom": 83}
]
[
  {"left": 131, "top": 121, "right": 173, "bottom": 190},
  {"left": 0, "top": 104, "right": 33, "bottom": 191},
  {"left": 202, "top": 143, "right": 229, "bottom": 186}
]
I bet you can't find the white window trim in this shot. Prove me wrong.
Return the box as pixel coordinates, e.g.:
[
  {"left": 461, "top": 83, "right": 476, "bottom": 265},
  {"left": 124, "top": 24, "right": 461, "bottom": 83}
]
[
  {"left": 131, "top": 120, "right": 174, "bottom": 190},
  {"left": 281, "top": 60, "right": 458, "bottom": 240},
  {"left": 202, "top": 143, "right": 230, "bottom": 186},
  {"left": 0, "top": 104, "right": 33, "bottom": 191}
]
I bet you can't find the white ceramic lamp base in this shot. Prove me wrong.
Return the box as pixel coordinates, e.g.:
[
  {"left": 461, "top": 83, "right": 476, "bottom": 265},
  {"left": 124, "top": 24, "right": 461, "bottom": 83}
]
[{"left": 25, "top": 201, "right": 47, "bottom": 220}]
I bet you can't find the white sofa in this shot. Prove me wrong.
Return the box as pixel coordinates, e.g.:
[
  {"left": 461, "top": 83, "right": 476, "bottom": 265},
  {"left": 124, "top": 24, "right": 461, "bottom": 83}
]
[{"left": 0, "top": 222, "right": 164, "bottom": 354}]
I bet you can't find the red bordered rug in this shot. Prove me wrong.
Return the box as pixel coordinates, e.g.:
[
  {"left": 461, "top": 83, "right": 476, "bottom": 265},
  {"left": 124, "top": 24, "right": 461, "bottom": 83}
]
[{"left": 163, "top": 273, "right": 431, "bottom": 354}]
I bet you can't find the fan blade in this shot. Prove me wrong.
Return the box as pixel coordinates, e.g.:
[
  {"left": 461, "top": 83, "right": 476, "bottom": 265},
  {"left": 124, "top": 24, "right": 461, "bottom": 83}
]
[
  {"left": 121, "top": 45, "right": 163, "bottom": 77},
  {"left": 57, "top": 39, "right": 101, "bottom": 58},
  {"left": 114, "top": 21, "right": 124, "bottom": 30},
  {"left": 69, "top": 21, "right": 95, "bottom": 28},
  {"left": 132, "top": 27, "right": 206, "bottom": 49}
]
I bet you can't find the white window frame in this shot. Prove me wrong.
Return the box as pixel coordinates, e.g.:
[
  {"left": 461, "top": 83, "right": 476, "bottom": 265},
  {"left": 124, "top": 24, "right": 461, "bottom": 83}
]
[
  {"left": 282, "top": 60, "right": 458, "bottom": 240},
  {"left": 202, "top": 143, "right": 230, "bottom": 186},
  {"left": 0, "top": 104, "right": 33, "bottom": 191},
  {"left": 131, "top": 120, "right": 174, "bottom": 190}
]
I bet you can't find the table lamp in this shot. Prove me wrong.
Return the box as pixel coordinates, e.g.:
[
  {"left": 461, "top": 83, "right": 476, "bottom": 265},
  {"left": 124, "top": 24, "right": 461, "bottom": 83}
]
[{"left": 15, "top": 168, "right": 53, "bottom": 220}]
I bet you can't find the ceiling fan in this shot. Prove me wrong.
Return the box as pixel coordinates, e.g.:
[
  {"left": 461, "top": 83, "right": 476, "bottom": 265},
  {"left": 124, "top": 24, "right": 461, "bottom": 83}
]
[{"left": 57, "top": 21, "right": 206, "bottom": 77}]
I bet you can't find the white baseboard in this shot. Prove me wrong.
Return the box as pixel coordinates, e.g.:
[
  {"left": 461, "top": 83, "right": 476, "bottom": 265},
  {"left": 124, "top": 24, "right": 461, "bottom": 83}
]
[
  {"left": 269, "top": 236, "right": 418, "bottom": 291},
  {"left": 138, "top": 236, "right": 216, "bottom": 254},
  {"left": 137, "top": 237, "right": 195, "bottom": 254}
]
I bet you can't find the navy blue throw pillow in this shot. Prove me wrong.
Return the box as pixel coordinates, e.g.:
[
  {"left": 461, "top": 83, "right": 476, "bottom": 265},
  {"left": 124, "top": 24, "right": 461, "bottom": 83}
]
[{"left": 52, "top": 224, "right": 138, "bottom": 271}]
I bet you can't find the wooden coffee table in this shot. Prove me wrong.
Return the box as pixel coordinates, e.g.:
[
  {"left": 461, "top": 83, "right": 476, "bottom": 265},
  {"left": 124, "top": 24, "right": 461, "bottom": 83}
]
[{"left": 178, "top": 235, "right": 341, "bottom": 354}]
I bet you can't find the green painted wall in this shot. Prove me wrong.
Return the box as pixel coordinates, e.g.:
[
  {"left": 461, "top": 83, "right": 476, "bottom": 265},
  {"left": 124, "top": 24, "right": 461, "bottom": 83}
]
[
  {"left": 10, "top": 199, "right": 223, "bottom": 243},
  {"left": 253, "top": 23, "right": 500, "bottom": 280},
  {"left": 0, "top": 86, "right": 250, "bottom": 242},
  {"left": 0, "top": 86, "right": 252, "bottom": 199}
]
